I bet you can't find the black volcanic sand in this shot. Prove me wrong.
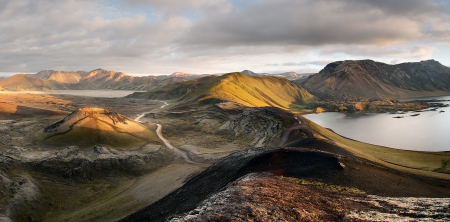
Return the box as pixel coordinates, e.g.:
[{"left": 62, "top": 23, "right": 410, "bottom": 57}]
[{"left": 120, "top": 147, "right": 450, "bottom": 222}]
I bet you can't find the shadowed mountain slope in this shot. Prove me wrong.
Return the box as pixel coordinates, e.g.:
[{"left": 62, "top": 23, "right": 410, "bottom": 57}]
[
  {"left": 31, "top": 70, "right": 55, "bottom": 79},
  {"left": 129, "top": 72, "right": 316, "bottom": 110},
  {"left": 33, "top": 107, "right": 160, "bottom": 149},
  {"left": 298, "top": 59, "right": 450, "bottom": 99}
]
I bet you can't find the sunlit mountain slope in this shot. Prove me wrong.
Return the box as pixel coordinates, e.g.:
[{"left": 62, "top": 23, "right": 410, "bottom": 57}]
[{"left": 129, "top": 72, "right": 316, "bottom": 110}]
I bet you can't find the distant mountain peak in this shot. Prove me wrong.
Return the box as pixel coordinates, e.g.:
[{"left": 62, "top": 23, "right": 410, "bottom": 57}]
[
  {"left": 170, "top": 72, "right": 191, "bottom": 76},
  {"left": 241, "top": 70, "right": 258, "bottom": 76}
]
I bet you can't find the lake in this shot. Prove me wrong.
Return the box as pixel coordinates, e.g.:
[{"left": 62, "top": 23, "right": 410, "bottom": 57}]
[
  {"left": 0, "top": 90, "right": 143, "bottom": 98},
  {"left": 304, "top": 96, "right": 450, "bottom": 152}
]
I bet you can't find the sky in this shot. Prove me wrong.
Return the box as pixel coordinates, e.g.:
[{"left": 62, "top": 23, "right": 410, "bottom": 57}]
[{"left": 0, "top": 0, "right": 449, "bottom": 76}]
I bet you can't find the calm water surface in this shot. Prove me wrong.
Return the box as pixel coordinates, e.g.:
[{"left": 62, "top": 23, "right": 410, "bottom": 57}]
[{"left": 304, "top": 96, "right": 450, "bottom": 151}]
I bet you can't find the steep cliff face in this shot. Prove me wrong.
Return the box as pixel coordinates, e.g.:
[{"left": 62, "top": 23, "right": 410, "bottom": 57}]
[{"left": 299, "top": 59, "right": 450, "bottom": 99}]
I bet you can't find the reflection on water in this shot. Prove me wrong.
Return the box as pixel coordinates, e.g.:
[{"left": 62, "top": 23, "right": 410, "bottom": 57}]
[{"left": 304, "top": 96, "right": 450, "bottom": 151}]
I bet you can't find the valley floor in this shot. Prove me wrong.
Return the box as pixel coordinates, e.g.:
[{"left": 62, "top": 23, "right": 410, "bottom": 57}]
[
  {"left": 1, "top": 92, "right": 450, "bottom": 221},
  {"left": 0, "top": 93, "right": 255, "bottom": 221}
]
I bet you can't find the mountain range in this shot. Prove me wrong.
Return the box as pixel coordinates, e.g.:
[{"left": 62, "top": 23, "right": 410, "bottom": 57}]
[
  {"left": 2, "top": 59, "right": 450, "bottom": 100},
  {"left": 0, "top": 69, "right": 311, "bottom": 91},
  {"left": 297, "top": 59, "right": 450, "bottom": 99},
  {"left": 0, "top": 69, "right": 212, "bottom": 91}
]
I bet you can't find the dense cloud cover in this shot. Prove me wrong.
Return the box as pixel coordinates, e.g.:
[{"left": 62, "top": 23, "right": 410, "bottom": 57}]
[{"left": 0, "top": 0, "right": 449, "bottom": 74}]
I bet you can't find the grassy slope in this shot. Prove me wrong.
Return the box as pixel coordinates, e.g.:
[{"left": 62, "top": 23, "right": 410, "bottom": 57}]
[
  {"left": 131, "top": 73, "right": 316, "bottom": 110},
  {"left": 302, "top": 117, "right": 450, "bottom": 180},
  {"left": 202, "top": 73, "right": 316, "bottom": 109}
]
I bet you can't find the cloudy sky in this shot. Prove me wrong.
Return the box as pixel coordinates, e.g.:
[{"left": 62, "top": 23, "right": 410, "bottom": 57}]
[{"left": 1, "top": 0, "right": 449, "bottom": 76}]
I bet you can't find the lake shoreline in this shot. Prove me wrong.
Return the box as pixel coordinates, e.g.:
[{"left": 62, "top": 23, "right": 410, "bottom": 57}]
[{"left": 304, "top": 95, "right": 450, "bottom": 152}]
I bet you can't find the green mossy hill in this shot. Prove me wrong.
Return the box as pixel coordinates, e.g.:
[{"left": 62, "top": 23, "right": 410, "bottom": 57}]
[
  {"left": 298, "top": 59, "right": 450, "bottom": 99},
  {"left": 129, "top": 72, "right": 316, "bottom": 110},
  {"left": 33, "top": 107, "right": 160, "bottom": 149}
]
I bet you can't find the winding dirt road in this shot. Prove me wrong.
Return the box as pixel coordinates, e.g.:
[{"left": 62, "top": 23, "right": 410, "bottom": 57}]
[
  {"left": 134, "top": 101, "right": 168, "bottom": 122},
  {"left": 135, "top": 101, "right": 198, "bottom": 164},
  {"left": 156, "top": 124, "right": 199, "bottom": 164}
]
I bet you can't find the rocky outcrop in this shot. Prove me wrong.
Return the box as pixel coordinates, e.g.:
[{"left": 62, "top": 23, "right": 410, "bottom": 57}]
[
  {"left": 20, "top": 145, "right": 172, "bottom": 180},
  {"left": 217, "top": 108, "right": 288, "bottom": 147},
  {"left": 169, "top": 173, "right": 364, "bottom": 221},
  {"left": 159, "top": 103, "right": 297, "bottom": 148},
  {"left": 171, "top": 173, "right": 450, "bottom": 221},
  {"left": 2, "top": 143, "right": 173, "bottom": 179},
  {"left": 0, "top": 133, "right": 11, "bottom": 146}
]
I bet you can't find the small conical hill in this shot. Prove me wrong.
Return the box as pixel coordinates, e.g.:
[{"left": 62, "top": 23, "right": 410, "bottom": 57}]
[{"left": 33, "top": 107, "right": 160, "bottom": 149}]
